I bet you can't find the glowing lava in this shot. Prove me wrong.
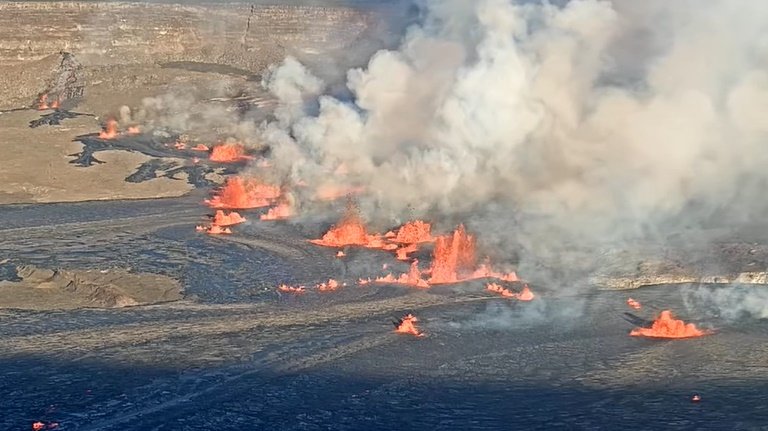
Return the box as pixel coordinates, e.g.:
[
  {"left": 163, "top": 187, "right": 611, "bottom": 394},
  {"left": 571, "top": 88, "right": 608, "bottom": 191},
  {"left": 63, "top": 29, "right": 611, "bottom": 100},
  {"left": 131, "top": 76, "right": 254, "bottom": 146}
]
[
  {"left": 316, "top": 279, "right": 343, "bottom": 292},
  {"left": 309, "top": 206, "right": 384, "bottom": 248},
  {"left": 126, "top": 126, "right": 140, "bottom": 135},
  {"left": 428, "top": 225, "right": 477, "bottom": 284},
  {"left": 392, "top": 220, "right": 433, "bottom": 244},
  {"left": 205, "top": 177, "right": 280, "bottom": 209},
  {"left": 260, "top": 202, "right": 293, "bottom": 221},
  {"left": 278, "top": 284, "right": 306, "bottom": 295},
  {"left": 212, "top": 210, "right": 246, "bottom": 226},
  {"left": 627, "top": 298, "right": 642, "bottom": 310},
  {"left": 191, "top": 144, "right": 210, "bottom": 151},
  {"left": 486, "top": 283, "right": 534, "bottom": 300},
  {"left": 209, "top": 143, "right": 253, "bottom": 163},
  {"left": 375, "top": 260, "right": 429, "bottom": 288},
  {"left": 395, "top": 243, "right": 419, "bottom": 261},
  {"left": 196, "top": 224, "right": 232, "bottom": 235},
  {"left": 394, "top": 314, "right": 424, "bottom": 337},
  {"left": 37, "top": 94, "right": 51, "bottom": 110},
  {"left": 98, "top": 119, "right": 118, "bottom": 139},
  {"left": 336, "top": 250, "right": 346, "bottom": 258},
  {"left": 630, "top": 310, "right": 711, "bottom": 339}
]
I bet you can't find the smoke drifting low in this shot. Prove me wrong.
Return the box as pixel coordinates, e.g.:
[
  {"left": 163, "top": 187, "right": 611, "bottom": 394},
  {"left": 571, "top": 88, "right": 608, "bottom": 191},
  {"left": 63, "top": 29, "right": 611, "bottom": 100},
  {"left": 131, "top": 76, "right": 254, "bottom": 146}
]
[{"left": 260, "top": 0, "right": 768, "bottom": 251}]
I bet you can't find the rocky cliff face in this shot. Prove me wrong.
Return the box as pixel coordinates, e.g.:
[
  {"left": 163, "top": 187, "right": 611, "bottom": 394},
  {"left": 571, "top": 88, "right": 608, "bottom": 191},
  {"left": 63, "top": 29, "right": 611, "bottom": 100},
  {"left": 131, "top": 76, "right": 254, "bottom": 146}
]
[
  {"left": 0, "top": 2, "right": 372, "bottom": 68},
  {"left": 0, "top": 2, "right": 376, "bottom": 109}
]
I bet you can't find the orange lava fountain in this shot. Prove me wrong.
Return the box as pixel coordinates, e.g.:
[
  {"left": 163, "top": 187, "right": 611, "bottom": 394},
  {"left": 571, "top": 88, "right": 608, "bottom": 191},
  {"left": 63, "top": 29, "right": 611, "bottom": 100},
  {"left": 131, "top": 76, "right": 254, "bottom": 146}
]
[
  {"left": 627, "top": 298, "right": 642, "bottom": 310},
  {"left": 630, "top": 310, "right": 711, "bottom": 339},
  {"left": 278, "top": 284, "right": 306, "bottom": 295},
  {"left": 212, "top": 210, "right": 246, "bottom": 226},
  {"left": 309, "top": 206, "right": 384, "bottom": 248},
  {"left": 98, "top": 119, "right": 118, "bottom": 139},
  {"left": 395, "top": 314, "right": 424, "bottom": 337},
  {"left": 205, "top": 177, "right": 280, "bottom": 209},
  {"left": 395, "top": 243, "right": 419, "bottom": 261},
  {"left": 260, "top": 202, "right": 293, "bottom": 221},
  {"left": 209, "top": 143, "right": 253, "bottom": 163},
  {"left": 375, "top": 260, "right": 429, "bottom": 288},
  {"left": 428, "top": 225, "right": 477, "bottom": 284},
  {"left": 392, "top": 220, "right": 433, "bottom": 244}
]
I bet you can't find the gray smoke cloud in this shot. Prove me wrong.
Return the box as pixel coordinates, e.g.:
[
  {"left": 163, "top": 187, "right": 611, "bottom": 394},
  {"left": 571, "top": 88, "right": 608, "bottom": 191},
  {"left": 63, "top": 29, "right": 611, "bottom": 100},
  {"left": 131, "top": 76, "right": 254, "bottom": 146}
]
[
  {"left": 682, "top": 284, "right": 768, "bottom": 321},
  {"left": 258, "top": 0, "right": 768, "bottom": 258}
]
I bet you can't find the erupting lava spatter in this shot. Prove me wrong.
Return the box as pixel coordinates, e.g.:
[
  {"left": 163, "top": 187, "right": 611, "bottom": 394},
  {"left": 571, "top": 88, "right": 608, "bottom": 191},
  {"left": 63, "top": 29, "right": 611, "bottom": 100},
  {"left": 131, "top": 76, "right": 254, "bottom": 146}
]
[
  {"left": 316, "top": 279, "right": 343, "bottom": 292},
  {"left": 627, "top": 298, "right": 642, "bottom": 310},
  {"left": 375, "top": 260, "right": 429, "bottom": 288},
  {"left": 209, "top": 143, "right": 253, "bottom": 163},
  {"left": 278, "top": 284, "right": 306, "bottom": 294},
  {"left": 212, "top": 210, "right": 246, "bottom": 226},
  {"left": 336, "top": 250, "right": 346, "bottom": 258},
  {"left": 309, "top": 205, "right": 385, "bottom": 248},
  {"left": 428, "top": 225, "right": 477, "bottom": 284},
  {"left": 205, "top": 176, "right": 280, "bottom": 209},
  {"left": 191, "top": 144, "right": 210, "bottom": 151},
  {"left": 98, "top": 119, "right": 118, "bottom": 139},
  {"left": 630, "top": 310, "right": 711, "bottom": 339},
  {"left": 394, "top": 314, "right": 424, "bottom": 337},
  {"left": 260, "top": 201, "right": 293, "bottom": 221},
  {"left": 392, "top": 220, "right": 433, "bottom": 244}
]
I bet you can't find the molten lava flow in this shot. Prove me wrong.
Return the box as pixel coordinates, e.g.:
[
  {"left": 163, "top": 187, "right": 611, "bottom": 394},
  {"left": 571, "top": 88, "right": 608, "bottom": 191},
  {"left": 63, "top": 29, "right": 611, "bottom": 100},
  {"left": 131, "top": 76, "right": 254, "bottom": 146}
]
[
  {"left": 260, "top": 202, "right": 293, "bottom": 221},
  {"left": 630, "top": 310, "right": 711, "bottom": 339},
  {"left": 375, "top": 260, "right": 429, "bottom": 288},
  {"left": 470, "top": 262, "right": 520, "bottom": 282},
  {"left": 392, "top": 220, "right": 433, "bottom": 244},
  {"left": 316, "top": 279, "right": 343, "bottom": 292},
  {"left": 428, "top": 225, "right": 477, "bottom": 284},
  {"left": 395, "top": 314, "right": 424, "bottom": 337},
  {"left": 278, "top": 284, "right": 306, "bottom": 294},
  {"left": 486, "top": 283, "right": 535, "bottom": 300},
  {"left": 627, "top": 298, "right": 642, "bottom": 310},
  {"left": 212, "top": 210, "right": 246, "bottom": 226},
  {"left": 209, "top": 143, "right": 253, "bottom": 163},
  {"left": 517, "top": 284, "right": 535, "bottom": 301},
  {"left": 126, "top": 126, "right": 140, "bottom": 135},
  {"left": 205, "top": 177, "right": 280, "bottom": 209},
  {"left": 309, "top": 206, "right": 384, "bottom": 248},
  {"left": 191, "top": 144, "right": 210, "bottom": 151},
  {"left": 37, "top": 94, "right": 49, "bottom": 110},
  {"left": 50, "top": 98, "right": 60, "bottom": 109},
  {"left": 486, "top": 282, "right": 514, "bottom": 297},
  {"left": 206, "top": 224, "right": 232, "bottom": 235},
  {"left": 395, "top": 244, "right": 419, "bottom": 260},
  {"left": 98, "top": 119, "right": 118, "bottom": 139}
]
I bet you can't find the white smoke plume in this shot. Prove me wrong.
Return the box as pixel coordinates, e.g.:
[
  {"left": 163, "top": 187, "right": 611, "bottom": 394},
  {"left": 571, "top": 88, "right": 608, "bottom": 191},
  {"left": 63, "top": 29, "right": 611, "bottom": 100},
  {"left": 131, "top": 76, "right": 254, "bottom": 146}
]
[
  {"left": 683, "top": 284, "right": 768, "bottom": 321},
  {"left": 259, "top": 0, "right": 768, "bottom": 254}
]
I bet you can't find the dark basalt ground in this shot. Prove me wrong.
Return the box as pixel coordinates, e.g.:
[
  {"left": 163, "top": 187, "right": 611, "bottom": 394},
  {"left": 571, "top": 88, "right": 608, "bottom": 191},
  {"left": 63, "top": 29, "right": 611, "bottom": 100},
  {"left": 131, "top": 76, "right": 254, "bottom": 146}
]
[{"left": 0, "top": 196, "right": 767, "bottom": 430}]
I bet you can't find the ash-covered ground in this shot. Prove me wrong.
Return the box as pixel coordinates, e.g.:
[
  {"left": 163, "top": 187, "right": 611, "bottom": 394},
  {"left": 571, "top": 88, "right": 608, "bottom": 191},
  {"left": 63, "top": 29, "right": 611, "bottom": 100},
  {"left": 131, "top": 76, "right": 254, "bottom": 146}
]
[{"left": 1, "top": 197, "right": 768, "bottom": 430}]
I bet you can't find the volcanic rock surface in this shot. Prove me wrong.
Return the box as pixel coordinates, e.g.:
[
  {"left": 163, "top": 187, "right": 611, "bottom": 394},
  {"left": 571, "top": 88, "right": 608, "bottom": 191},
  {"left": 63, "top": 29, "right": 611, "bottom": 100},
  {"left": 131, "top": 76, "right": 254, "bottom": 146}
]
[{"left": 0, "top": 264, "right": 182, "bottom": 310}]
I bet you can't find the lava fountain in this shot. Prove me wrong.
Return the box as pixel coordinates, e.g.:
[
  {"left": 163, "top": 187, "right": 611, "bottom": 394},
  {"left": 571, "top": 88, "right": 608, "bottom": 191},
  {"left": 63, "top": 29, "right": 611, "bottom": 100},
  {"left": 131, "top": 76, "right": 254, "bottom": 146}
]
[
  {"left": 394, "top": 314, "right": 424, "bottom": 337},
  {"left": 205, "top": 177, "right": 280, "bottom": 209},
  {"left": 630, "top": 310, "right": 711, "bottom": 339}
]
